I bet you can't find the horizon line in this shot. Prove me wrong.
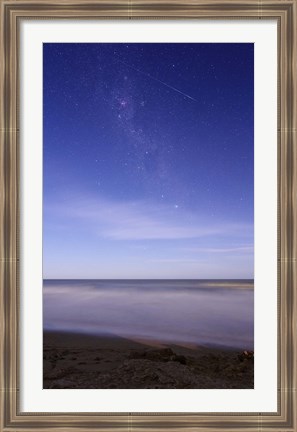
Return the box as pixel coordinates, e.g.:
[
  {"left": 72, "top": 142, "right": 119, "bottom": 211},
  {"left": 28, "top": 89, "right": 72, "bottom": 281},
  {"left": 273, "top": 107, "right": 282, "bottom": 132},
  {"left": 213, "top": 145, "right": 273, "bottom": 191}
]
[{"left": 43, "top": 277, "right": 254, "bottom": 281}]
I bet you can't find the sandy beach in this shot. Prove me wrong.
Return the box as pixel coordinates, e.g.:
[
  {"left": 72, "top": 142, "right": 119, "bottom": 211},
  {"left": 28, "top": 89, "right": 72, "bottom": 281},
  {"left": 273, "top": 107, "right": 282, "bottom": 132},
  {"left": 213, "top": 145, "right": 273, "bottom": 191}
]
[{"left": 43, "top": 331, "right": 253, "bottom": 389}]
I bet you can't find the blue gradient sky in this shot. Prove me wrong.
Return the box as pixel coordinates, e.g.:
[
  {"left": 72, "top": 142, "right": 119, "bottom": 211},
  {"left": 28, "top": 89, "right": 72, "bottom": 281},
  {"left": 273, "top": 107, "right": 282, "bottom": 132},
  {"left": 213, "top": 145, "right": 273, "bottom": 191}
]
[{"left": 43, "top": 43, "right": 254, "bottom": 279}]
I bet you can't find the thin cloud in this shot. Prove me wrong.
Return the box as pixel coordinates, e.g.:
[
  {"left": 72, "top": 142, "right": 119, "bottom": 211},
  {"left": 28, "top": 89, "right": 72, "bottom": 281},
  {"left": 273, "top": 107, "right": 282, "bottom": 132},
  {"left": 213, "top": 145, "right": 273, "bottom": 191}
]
[
  {"left": 44, "top": 195, "right": 253, "bottom": 242},
  {"left": 182, "top": 246, "right": 254, "bottom": 254},
  {"left": 147, "top": 258, "right": 206, "bottom": 263}
]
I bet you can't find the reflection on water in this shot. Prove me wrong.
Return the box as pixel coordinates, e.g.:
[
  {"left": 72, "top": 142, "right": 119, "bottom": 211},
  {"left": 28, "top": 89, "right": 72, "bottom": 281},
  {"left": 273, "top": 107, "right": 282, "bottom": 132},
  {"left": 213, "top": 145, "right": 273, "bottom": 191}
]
[{"left": 43, "top": 279, "right": 254, "bottom": 349}]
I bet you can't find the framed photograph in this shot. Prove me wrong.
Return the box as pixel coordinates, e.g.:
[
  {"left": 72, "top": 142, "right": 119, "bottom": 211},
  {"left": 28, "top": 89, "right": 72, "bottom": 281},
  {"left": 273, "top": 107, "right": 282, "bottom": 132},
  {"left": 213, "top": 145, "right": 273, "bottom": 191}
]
[{"left": 1, "top": 0, "right": 296, "bottom": 431}]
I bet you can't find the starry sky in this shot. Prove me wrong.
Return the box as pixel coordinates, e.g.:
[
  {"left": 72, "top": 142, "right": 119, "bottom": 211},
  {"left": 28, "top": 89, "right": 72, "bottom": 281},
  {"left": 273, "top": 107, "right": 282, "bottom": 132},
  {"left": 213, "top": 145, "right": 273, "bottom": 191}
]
[{"left": 43, "top": 43, "right": 254, "bottom": 279}]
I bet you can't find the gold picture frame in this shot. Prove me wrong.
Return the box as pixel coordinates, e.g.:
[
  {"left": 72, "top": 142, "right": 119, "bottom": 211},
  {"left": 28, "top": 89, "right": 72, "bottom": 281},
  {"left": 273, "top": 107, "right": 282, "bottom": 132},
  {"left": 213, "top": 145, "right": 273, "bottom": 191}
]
[{"left": 0, "top": 0, "right": 296, "bottom": 430}]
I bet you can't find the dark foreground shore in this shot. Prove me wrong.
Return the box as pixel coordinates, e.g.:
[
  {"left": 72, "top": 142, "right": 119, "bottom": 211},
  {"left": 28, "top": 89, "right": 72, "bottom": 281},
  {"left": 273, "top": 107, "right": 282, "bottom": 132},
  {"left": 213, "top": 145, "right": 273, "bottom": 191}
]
[{"left": 43, "top": 331, "right": 253, "bottom": 389}]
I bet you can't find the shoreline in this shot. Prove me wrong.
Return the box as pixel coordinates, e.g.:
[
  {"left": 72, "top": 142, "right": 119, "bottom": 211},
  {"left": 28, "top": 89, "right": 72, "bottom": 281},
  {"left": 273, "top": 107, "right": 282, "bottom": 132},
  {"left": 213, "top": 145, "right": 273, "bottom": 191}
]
[{"left": 43, "top": 330, "right": 254, "bottom": 389}]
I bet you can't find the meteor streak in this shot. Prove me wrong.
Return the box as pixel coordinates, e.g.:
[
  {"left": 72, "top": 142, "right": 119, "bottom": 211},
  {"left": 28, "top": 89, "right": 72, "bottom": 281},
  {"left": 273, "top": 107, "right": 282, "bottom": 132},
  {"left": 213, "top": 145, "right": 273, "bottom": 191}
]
[{"left": 114, "top": 57, "right": 198, "bottom": 102}]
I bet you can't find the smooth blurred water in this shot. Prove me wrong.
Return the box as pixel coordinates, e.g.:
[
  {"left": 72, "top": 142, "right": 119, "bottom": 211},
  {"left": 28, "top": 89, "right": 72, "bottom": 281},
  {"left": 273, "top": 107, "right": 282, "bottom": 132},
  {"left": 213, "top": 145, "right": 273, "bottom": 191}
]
[{"left": 43, "top": 279, "right": 254, "bottom": 349}]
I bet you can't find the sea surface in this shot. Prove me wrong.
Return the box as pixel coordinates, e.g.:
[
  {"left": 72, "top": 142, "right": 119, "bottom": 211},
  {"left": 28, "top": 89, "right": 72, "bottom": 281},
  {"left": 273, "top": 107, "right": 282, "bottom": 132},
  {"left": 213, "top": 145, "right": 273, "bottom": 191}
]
[{"left": 43, "top": 279, "right": 254, "bottom": 349}]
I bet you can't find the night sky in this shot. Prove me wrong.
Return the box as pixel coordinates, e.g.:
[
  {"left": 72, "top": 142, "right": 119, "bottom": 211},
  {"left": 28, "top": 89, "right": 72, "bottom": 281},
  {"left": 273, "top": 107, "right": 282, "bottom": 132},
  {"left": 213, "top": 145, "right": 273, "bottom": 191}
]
[{"left": 43, "top": 43, "right": 254, "bottom": 279}]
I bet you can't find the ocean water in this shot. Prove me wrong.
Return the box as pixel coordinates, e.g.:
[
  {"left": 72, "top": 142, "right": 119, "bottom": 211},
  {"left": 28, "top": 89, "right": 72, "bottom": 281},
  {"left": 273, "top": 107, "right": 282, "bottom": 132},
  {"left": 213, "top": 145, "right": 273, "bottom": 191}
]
[{"left": 43, "top": 279, "right": 254, "bottom": 349}]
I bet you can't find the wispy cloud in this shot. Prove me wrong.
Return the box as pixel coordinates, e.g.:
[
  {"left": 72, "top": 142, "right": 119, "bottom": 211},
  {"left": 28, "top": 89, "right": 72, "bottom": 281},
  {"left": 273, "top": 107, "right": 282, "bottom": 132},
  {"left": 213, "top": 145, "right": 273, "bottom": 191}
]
[
  {"left": 182, "top": 245, "right": 254, "bottom": 254},
  {"left": 45, "top": 194, "right": 253, "bottom": 242},
  {"left": 147, "top": 258, "right": 206, "bottom": 263}
]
